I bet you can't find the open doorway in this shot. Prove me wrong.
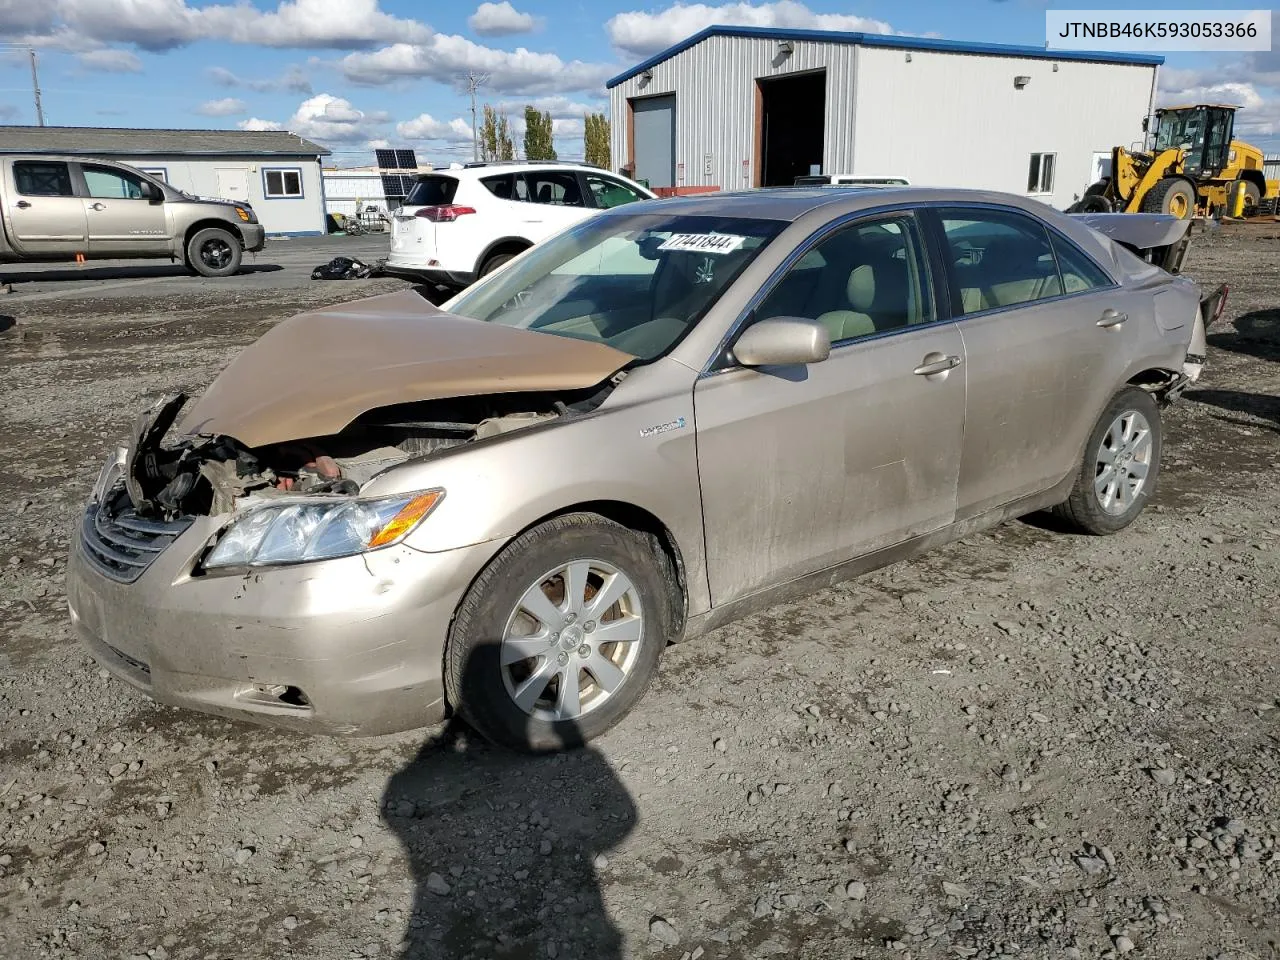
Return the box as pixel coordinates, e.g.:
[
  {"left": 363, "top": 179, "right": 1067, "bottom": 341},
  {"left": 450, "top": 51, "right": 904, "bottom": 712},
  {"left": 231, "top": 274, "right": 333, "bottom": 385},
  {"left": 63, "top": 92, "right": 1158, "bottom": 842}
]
[{"left": 756, "top": 70, "right": 826, "bottom": 187}]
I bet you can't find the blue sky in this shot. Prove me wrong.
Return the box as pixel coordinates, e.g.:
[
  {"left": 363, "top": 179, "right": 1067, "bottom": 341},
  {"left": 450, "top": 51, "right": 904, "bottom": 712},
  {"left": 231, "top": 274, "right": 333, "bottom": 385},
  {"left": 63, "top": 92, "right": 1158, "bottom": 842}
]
[{"left": 1, "top": 0, "right": 1276, "bottom": 166}]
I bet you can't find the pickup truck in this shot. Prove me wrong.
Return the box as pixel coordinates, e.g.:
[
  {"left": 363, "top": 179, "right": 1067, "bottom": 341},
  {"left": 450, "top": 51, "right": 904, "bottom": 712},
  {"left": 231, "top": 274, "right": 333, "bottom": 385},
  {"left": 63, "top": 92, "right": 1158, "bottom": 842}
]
[{"left": 1, "top": 155, "right": 266, "bottom": 278}]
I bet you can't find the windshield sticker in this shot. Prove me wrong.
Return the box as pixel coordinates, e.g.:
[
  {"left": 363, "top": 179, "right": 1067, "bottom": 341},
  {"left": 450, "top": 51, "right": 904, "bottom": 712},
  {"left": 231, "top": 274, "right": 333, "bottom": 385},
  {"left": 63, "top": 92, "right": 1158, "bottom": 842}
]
[{"left": 657, "top": 233, "right": 746, "bottom": 255}]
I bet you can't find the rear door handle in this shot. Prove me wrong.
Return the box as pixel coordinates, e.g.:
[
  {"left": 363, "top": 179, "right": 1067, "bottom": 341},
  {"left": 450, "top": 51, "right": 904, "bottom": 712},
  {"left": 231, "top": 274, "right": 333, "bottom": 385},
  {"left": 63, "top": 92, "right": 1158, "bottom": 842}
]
[
  {"left": 914, "top": 353, "right": 962, "bottom": 377},
  {"left": 15, "top": 200, "right": 30, "bottom": 208},
  {"left": 89, "top": 202, "right": 106, "bottom": 211},
  {"left": 1097, "top": 309, "right": 1128, "bottom": 328}
]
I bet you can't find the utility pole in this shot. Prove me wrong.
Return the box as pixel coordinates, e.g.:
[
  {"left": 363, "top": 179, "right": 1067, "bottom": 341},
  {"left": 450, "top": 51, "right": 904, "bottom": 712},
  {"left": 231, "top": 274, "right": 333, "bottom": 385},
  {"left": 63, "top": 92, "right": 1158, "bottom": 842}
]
[
  {"left": 463, "top": 71, "right": 489, "bottom": 162},
  {"left": 29, "top": 47, "right": 44, "bottom": 126}
]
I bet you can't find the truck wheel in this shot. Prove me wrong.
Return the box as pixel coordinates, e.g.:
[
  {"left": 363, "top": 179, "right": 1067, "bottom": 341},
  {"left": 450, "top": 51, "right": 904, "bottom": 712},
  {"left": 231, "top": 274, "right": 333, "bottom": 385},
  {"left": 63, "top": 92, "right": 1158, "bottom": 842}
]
[
  {"left": 1141, "top": 178, "right": 1196, "bottom": 219},
  {"left": 1233, "top": 180, "right": 1261, "bottom": 216},
  {"left": 1053, "top": 387, "right": 1162, "bottom": 536},
  {"left": 186, "top": 227, "right": 243, "bottom": 278},
  {"left": 445, "top": 513, "right": 680, "bottom": 752}
]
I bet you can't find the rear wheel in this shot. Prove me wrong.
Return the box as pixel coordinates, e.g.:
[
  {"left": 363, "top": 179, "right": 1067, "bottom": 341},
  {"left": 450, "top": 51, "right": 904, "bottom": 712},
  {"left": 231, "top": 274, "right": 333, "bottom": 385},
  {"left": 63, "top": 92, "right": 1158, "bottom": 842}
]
[
  {"left": 445, "top": 513, "right": 679, "bottom": 752},
  {"left": 479, "top": 249, "right": 524, "bottom": 278},
  {"left": 1054, "top": 387, "right": 1162, "bottom": 535},
  {"left": 1141, "top": 178, "right": 1196, "bottom": 219},
  {"left": 186, "top": 227, "right": 242, "bottom": 277},
  {"left": 1234, "top": 180, "right": 1262, "bottom": 216}
]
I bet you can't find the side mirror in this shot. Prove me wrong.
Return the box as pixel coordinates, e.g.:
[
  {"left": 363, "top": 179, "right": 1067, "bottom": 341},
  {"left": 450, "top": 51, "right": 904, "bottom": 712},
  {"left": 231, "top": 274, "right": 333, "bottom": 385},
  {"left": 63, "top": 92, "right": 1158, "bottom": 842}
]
[
  {"left": 732, "top": 316, "right": 831, "bottom": 367},
  {"left": 141, "top": 181, "right": 163, "bottom": 203}
]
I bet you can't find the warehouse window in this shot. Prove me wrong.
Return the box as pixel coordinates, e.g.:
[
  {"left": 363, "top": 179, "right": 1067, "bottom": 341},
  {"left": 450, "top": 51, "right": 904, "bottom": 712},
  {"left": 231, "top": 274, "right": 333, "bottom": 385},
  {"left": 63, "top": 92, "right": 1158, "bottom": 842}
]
[
  {"left": 263, "top": 168, "right": 304, "bottom": 199},
  {"left": 1027, "top": 153, "right": 1056, "bottom": 194}
]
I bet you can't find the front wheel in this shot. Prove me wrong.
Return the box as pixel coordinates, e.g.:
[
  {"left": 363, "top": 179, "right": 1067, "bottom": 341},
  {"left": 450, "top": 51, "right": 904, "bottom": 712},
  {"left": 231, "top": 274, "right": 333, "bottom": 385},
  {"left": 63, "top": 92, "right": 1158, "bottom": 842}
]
[
  {"left": 445, "top": 513, "right": 679, "bottom": 751},
  {"left": 1053, "top": 387, "right": 1162, "bottom": 535},
  {"left": 186, "top": 227, "right": 243, "bottom": 277}
]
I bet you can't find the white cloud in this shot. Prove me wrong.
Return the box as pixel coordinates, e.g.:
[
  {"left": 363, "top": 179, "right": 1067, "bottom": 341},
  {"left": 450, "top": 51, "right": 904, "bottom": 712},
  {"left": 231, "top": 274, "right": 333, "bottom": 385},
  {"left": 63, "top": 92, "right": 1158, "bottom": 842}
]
[
  {"left": 1157, "top": 77, "right": 1280, "bottom": 139},
  {"left": 606, "top": 1, "right": 892, "bottom": 56},
  {"left": 468, "top": 1, "right": 539, "bottom": 36},
  {"left": 237, "top": 117, "right": 284, "bottom": 131},
  {"left": 340, "top": 35, "right": 613, "bottom": 94},
  {"left": 209, "top": 64, "right": 313, "bottom": 94},
  {"left": 76, "top": 48, "right": 142, "bottom": 72},
  {"left": 397, "top": 113, "right": 475, "bottom": 142},
  {"left": 286, "top": 92, "right": 389, "bottom": 143},
  {"left": 493, "top": 95, "right": 604, "bottom": 118},
  {"left": 2, "top": 0, "right": 429, "bottom": 52},
  {"left": 367, "top": 137, "right": 392, "bottom": 149},
  {"left": 196, "top": 97, "right": 247, "bottom": 117}
]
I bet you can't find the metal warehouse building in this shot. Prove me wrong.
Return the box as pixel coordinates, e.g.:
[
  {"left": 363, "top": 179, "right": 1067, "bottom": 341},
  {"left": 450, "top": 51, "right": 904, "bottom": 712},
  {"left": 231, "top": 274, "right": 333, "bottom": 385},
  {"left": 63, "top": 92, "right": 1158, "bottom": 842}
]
[
  {"left": 607, "top": 26, "right": 1163, "bottom": 210},
  {"left": 0, "top": 127, "right": 330, "bottom": 236}
]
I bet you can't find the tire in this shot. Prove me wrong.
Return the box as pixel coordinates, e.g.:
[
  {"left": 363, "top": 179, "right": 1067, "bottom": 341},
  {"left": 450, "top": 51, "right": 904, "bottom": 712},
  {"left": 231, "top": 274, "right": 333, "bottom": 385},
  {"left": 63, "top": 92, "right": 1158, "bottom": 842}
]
[
  {"left": 479, "top": 250, "right": 520, "bottom": 277},
  {"left": 1078, "top": 195, "right": 1112, "bottom": 213},
  {"left": 186, "top": 227, "right": 243, "bottom": 278},
  {"left": 1141, "top": 178, "right": 1197, "bottom": 219},
  {"left": 1053, "top": 387, "right": 1162, "bottom": 535},
  {"left": 1235, "top": 180, "right": 1261, "bottom": 216},
  {"left": 445, "top": 513, "right": 680, "bottom": 752}
]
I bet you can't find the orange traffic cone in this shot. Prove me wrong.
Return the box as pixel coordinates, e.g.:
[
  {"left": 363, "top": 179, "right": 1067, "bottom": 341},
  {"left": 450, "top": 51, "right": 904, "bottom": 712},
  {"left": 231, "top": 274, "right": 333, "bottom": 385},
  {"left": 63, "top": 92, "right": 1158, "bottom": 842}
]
[{"left": 75, "top": 252, "right": 86, "bottom": 264}]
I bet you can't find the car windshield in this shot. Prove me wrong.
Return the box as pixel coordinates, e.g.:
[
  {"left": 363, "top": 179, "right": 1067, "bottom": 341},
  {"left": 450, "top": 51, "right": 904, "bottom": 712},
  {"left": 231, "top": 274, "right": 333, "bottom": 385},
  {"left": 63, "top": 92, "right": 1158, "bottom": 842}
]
[{"left": 444, "top": 212, "right": 786, "bottom": 360}]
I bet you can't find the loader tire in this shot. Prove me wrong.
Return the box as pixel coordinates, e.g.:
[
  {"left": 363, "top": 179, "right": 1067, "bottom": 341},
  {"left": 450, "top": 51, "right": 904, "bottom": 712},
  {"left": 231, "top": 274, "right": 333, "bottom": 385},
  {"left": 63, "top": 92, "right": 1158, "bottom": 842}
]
[
  {"left": 1234, "top": 180, "right": 1261, "bottom": 217},
  {"left": 1141, "top": 178, "right": 1196, "bottom": 219}
]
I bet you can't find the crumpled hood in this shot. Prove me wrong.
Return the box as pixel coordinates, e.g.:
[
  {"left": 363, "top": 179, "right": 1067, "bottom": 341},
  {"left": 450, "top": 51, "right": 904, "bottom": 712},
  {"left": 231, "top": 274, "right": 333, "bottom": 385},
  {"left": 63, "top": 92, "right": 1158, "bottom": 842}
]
[{"left": 176, "top": 290, "right": 633, "bottom": 448}]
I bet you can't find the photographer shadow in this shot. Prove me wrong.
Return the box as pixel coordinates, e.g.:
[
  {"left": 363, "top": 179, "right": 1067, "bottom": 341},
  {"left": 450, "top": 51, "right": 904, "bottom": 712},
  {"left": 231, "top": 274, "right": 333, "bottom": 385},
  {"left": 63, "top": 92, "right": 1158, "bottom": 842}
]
[{"left": 381, "top": 646, "right": 636, "bottom": 960}]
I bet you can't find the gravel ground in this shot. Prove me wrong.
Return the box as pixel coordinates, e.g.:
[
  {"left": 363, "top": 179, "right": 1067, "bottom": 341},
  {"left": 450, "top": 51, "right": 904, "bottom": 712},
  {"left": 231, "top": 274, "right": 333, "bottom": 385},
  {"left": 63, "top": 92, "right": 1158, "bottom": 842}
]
[{"left": 1, "top": 227, "right": 1278, "bottom": 960}]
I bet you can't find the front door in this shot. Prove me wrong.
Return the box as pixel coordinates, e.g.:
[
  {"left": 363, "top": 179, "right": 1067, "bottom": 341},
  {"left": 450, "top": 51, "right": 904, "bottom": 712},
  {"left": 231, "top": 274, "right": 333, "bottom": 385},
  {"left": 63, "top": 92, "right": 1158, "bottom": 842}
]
[
  {"left": 216, "top": 167, "right": 250, "bottom": 204},
  {"left": 3, "top": 160, "right": 87, "bottom": 256},
  {"left": 935, "top": 206, "right": 1143, "bottom": 519},
  {"left": 79, "top": 163, "right": 169, "bottom": 257},
  {"left": 694, "top": 212, "right": 966, "bottom": 605}
]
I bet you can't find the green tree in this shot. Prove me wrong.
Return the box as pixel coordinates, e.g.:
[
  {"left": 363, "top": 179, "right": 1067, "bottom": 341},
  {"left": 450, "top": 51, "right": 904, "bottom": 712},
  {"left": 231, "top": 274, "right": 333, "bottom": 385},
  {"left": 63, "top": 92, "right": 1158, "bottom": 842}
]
[
  {"left": 480, "top": 104, "right": 515, "bottom": 161},
  {"left": 523, "top": 106, "right": 557, "bottom": 161},
  {"left": 583, "top": 112, "right": 610, "bottom": 168}
]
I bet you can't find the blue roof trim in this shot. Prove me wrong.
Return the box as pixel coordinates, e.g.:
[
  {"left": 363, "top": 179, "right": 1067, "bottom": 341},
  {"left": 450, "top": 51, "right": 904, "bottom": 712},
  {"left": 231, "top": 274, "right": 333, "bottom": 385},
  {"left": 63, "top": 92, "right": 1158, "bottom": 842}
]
[{"left": 606, "top": 25, "right": 1163, "bottom": 88}]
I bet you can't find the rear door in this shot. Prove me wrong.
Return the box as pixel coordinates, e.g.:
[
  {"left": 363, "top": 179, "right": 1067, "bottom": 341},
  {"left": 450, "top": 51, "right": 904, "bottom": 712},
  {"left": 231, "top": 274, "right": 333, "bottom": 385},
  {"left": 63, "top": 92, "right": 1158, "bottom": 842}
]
[
  {"left": 77, "top": 163, "right": 169, "bottom": 257},
  {"left": 931, "top": 205, "right": 1142, "bottom": 519},
  {"left": 513, "top": 170, "right": 593, "bottom": 239},
  {"left": 4, "top": 160, "right": 87, "bottom": 256}
]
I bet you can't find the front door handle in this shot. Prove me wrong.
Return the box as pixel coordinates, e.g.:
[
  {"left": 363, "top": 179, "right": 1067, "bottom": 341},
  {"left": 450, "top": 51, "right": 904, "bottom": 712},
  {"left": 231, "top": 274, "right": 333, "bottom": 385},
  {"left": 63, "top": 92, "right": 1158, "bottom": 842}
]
[
  {"left": 89, "top": 202, "right": 106, "bottom": 211},
  {"left": 1097, "top": 308, "right": 1128, "bottom": 328},
  {"left": 914, "top": 353, "right": 962, "bottom": 377},
  {"left": 15, "top": 200, "right": 30, "bottom": 208}
]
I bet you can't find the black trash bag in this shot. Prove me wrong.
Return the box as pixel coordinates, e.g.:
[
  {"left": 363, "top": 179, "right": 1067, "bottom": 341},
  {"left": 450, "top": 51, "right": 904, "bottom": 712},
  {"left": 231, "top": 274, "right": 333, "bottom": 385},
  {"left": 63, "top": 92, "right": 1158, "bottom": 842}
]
[{"left": 311, "top": 256, "right": 374, "bottom": 280}]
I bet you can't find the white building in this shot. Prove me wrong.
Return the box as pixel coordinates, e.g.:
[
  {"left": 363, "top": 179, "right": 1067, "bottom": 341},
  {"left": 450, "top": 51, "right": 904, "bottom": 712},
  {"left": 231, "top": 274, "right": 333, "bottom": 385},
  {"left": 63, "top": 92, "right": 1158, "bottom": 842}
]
[
  {"left": 0, "top": 126, "right": 330, "bottom": 236},
  {"left": 607, "top": 27, "right": 1162, "bottom": 210},
  {"left": 321, "top": 164, "right": 434, "bottom": 219}
]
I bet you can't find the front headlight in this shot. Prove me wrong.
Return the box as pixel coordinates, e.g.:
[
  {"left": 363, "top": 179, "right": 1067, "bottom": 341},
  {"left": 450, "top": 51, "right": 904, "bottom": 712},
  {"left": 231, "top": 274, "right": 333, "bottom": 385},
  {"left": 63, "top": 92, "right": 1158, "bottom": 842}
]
[{"left": 203, "top": 489, "right": 444, "bottom": 569}]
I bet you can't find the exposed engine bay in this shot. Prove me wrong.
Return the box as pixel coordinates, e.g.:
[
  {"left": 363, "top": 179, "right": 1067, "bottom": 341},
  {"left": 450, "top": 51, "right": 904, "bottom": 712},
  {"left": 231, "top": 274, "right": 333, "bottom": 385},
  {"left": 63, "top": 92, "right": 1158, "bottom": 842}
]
[{"left": 123, "top": 379, "right": 620, "bottom": 519}]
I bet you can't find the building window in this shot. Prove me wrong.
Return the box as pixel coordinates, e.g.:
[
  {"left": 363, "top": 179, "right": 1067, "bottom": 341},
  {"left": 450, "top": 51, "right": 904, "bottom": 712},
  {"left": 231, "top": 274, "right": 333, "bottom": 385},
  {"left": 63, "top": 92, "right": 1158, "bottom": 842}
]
[
  {"left": 1027, "top": 153, "right": 1055, "bottom": 194},
  {"left": 263, "top": 167, "right": 303, "bottom": 199},
  {"left": 141, "top": 168, "right": 168, "bottom": 182}
]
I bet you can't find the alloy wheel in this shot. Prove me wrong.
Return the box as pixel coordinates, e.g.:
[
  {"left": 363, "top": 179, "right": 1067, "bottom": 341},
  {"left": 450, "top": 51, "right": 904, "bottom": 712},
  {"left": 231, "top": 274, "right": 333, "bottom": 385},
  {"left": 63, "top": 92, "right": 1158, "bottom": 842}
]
[
  {"left": 500, "top": 559, "right": 644, "bottom": 722},
  {"left": 1094, "top": 410, "right": 1153, "bottom": 515}
]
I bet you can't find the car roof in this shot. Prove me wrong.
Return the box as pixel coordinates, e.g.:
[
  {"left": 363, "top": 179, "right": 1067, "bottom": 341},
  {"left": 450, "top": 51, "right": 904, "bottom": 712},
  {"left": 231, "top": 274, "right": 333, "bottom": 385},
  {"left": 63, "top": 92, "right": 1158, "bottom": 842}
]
[
  {"left": 602, "top": 186, "right": 1063, "bottom": 223},
  {"left": 422, "top": 162, "right": 610, "bottom": 179}
]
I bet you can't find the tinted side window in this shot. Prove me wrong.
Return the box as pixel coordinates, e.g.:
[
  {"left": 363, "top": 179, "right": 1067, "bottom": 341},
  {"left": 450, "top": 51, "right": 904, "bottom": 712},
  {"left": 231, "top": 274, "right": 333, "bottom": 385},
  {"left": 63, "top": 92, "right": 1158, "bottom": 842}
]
[
  {"left": 939, "top": 209, "right": 1063, "bottom": 314},
  {"left": 584, "top": 173, "right": 645, "bottom": 209},
  {"left": 1051, "top": 233, "right": 1113, "bottom": 293},
  {"left": 757, "top": 215, "right": 933, "bottom": 343},
  {"left": 83, "top": 165, "right": 147, "bottom": 199},
  {"left": 481, "top": 174, "right": 514, "bottom": 199},
  {"left": 519, "top": 171, "right": 585, "bottom": 207},
  {"left": 14, "top": 161, "right": 74, "bottom": 197}
]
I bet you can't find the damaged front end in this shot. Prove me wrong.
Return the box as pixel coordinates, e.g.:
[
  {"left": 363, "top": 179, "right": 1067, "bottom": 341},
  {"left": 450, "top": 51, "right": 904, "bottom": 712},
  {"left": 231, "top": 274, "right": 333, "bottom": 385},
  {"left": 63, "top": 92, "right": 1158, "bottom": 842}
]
[{"left": 84, "top": 376, "right": 621, "bottom": 581}]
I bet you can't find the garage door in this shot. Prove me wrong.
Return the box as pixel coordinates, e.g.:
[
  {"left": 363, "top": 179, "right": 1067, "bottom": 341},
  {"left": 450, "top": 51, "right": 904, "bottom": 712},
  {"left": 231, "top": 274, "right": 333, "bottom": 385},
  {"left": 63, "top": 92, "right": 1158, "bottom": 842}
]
[{"left": 632, "top": 95, "right": 675, "bottom": 189}]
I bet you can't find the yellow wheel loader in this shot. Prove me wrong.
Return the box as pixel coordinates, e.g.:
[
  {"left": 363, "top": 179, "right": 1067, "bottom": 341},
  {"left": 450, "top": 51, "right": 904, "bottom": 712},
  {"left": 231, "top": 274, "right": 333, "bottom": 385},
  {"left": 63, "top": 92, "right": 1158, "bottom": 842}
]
[{"left": 1069, "top": 104, "right": 1279, "bottom": 219}]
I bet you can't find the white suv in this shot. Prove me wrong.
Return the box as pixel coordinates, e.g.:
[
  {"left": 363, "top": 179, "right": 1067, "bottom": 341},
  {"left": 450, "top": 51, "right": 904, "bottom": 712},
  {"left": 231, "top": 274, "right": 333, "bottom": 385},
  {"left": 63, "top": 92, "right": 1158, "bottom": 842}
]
[{"left": 385, "top": 161, "right": 656, "bottom": 289}]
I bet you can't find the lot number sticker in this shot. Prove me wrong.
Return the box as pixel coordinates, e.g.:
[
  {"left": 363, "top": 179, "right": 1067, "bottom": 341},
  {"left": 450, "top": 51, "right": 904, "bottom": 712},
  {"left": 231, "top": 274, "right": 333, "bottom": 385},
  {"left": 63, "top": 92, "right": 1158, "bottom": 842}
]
[{"left": 658, "top": 233, "right": 746, "bottom": 255}]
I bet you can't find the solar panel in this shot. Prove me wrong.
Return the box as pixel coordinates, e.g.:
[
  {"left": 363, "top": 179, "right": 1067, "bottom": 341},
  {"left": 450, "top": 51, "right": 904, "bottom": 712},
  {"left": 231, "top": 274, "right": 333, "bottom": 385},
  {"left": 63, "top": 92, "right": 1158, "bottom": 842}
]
[
  {"left": 374, "top": 148, "right": 399, "bottom": 170},
  {"left": 380, "top": 173, "right": 412, "bottom": 200},
  {"left": 395, "top": 148, "right": 418, "bottom": 170}
]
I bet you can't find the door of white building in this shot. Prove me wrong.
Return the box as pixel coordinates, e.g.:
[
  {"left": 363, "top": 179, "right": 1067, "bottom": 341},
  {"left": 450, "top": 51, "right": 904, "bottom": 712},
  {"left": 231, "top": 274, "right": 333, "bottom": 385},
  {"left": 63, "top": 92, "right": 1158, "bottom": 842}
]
[{"left": 215, "top": 167, "right": 250, "bottom": 203}]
